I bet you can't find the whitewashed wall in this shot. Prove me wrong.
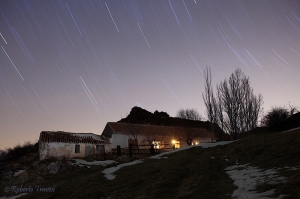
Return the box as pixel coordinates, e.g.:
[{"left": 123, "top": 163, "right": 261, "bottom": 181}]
[
  {"left": 39, "top": 142, "right": 88, "bottom": 160},
  {"left": 111, "top": 134, "right": 129, "bottom": 148},
  {"left": 39, "top": 140, "right": 112, "bottom": 160},
  {"left": 111, "top": 134, "right": 151, "bottom": 148},
  {"left": 104, "top": 144, "right": 112, "bottom": 153}
]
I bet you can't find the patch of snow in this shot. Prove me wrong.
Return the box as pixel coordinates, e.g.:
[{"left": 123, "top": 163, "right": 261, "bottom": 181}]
[
  {"left": 71, "top": 159, "right": 116, "bottom": 167},
  {"left": 102, "top": 159, "right": 143, "bottom": 180},
  {"left": 281, "top": 166, "right": 300, "bottom": 171},
  {"left": 150, "top": 141, "right": 233, "bottom": 159},
  {"left": 198, "top": 141, "right": 234, "bottom": 148},
  {"left": 150, "top": 145, "right": 195, "bottom": 159},
  {"left": 13, "top": 170, "right": 25, "bottom": 176},
  {"left": 281, "top": 127, "right": 300, "bottom": 133},
  {"left": 225, "top": 159, "right": 229, "bottom": 161},
  {"left": 211, "top": 157, "right": 215, "bottom": 159},
  {"left": 226, "top": 164, "right": 286, "bottom": 199}
]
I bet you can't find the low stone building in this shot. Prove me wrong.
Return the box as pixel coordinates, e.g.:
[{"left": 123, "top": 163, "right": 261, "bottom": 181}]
[{"left": 39, "top": 131, "right": 111, "bottom": 160}]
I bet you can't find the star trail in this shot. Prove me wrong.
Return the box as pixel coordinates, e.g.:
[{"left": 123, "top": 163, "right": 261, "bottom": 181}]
[{"left": 0, "top": 0, "right": 300, "bottom": 148}]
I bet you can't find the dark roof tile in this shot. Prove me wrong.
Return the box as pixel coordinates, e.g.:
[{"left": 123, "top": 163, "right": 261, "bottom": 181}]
[
  {"left": 39, "top": 131, "right": 110, "bottom": 144},
  {"left": 106, "top": 122, "right": 212, "bottom": 138}
]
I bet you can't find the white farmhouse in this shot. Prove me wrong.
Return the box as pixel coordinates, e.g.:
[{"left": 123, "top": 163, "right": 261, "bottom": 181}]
[
  {"left": 101, "top": 122, "right": 213, "bottom": 149},
  {"left": 39, "top": 131, "right": 111, "bottom": 160}
]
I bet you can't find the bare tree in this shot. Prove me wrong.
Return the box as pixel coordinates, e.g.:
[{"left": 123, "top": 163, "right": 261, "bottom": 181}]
[
  {"left": 288, "top": 102, "right": 299, "bottom": 116},
  {"left": 176, "top": 108, "right": 203, "bottom": 121},
  {"left": 202, "top": 68, "right": 218, "bottom": 123},
  {"left": 145, "top": 134, "right": 156, "bottom": 145},
  {"left": 126, "top": 123, "right": 141, "bottom": 144},
  {"left": 182, "top": 127, "right": 205, "bottom": 145},
  {"left": 123, "top": 115, "right": 143, "bottom": 154},
  {"left": 176, "top": 109, "right": 204, "bottom": 145},
  {"left": 261, "top": 104, "right": 299, "bottom": 127},
  {"left": 202, "top": 68, "right": 221, "bottom": 141},
  {"left": 203, "top": 68, "right": 263, "bottom": 140}
]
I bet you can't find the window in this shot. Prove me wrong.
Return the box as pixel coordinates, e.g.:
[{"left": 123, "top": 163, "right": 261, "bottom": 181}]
[
  {"left": 171, "top": 140, "right": 180, "bottom": 149},
  {"left": 75, "top": 145, "right": 80, "bottom": 153},
  {"left": 152, "top": 141, "right": 161, "bottom": 149}
]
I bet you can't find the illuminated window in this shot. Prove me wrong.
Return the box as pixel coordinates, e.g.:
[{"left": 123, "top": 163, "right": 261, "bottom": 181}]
[
  {"left": 171, "top": 140, "right": 180, "bottom": 149},
  {"left": 152, "top": 141, "right": 161, "bottom": 149}
]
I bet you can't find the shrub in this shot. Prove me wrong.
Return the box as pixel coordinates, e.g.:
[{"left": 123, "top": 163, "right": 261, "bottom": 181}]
[
  {"left": 1, "top": 141, "right": 38, "bottom": 162},
  {"left": 261, "top": 104, "right": 299, "bottom": 127}
]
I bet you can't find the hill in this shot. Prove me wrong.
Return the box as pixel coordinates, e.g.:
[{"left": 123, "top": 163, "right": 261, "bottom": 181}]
[{"left": 1, "top": 128, "right": 300, "bottom": 198}]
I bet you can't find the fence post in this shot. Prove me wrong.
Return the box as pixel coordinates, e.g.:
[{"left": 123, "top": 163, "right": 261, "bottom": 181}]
[
  {"left": 129, "top": 144, "right": 132, "bottom": 158},
  {"left": 150, "top": 144, "right": 155, "bottom": 155},
  {"left": 117, "top": 145, "right": 121, "bottom": 156}
]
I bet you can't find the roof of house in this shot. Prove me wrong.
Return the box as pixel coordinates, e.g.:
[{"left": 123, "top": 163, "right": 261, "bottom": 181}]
[
  {"left": 39, "top": 131, "right": 110, "bottom": 144},
  {"left": 103, "top": 122, "right": 212, "bottom": 139}
]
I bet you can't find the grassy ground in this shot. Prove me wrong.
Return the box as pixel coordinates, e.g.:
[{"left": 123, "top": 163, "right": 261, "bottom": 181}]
[{"left": 1, "top": 129, "right": 300, "bottom": 199}]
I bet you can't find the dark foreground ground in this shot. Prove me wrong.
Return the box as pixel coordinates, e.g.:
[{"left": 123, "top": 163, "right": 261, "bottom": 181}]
[{"left": 1, "top": 128, "right": 300, "bottom": 199}]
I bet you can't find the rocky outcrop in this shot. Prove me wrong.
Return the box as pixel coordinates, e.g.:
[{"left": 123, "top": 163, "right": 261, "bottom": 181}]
[
  {"left": 153, "top": 110, "right": 170, "bottom": 118},
  {"left": 1, "top": 170, "right": 13, "bottom": 180},
  {"left": 43, "top": 161, "right": 70, "bottom": 174},
  {"left": 0, "top": 163, "right": 28, "bottom": 180}
]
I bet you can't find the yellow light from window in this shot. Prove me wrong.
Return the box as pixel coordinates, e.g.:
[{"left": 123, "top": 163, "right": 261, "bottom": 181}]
[{"left": 172, "top": 139, "right": 176, "bottom": 144}]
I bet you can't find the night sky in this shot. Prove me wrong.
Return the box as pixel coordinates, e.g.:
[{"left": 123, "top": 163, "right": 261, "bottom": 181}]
[{"left": 1, "top": 0, "right": 300, "bottom": 149}]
